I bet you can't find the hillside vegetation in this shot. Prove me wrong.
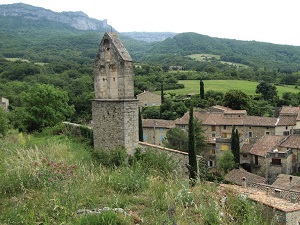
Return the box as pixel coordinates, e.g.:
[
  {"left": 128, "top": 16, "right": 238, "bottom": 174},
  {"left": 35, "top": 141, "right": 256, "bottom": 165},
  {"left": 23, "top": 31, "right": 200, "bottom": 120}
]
[{"left": 0, "top": 128, "right": 278, "bottom": 224}]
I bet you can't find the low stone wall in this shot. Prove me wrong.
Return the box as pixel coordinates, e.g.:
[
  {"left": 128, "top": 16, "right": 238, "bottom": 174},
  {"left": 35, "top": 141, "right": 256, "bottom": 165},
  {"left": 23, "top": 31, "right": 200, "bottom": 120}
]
[
  {"left": 138, "top": 142, "right": 202, "bottom": 176},
  {"left": 248, "top": 182, "right": 300, "bottom": 203}
]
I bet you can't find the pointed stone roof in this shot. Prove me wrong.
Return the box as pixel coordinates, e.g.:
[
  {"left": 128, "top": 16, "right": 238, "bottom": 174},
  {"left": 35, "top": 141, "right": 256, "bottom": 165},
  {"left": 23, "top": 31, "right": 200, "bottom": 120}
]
[{"left": 101, "top": 32, "right": 132, "bottom": 62}]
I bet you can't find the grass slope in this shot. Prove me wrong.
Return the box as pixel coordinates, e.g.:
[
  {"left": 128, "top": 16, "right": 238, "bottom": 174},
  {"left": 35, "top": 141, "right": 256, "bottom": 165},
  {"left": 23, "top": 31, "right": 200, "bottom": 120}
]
[
  {"left": 0, "top": 130, "right": 277, "bottom": 224},
  {"left": 165, "top": 80, "right": 299, "bottom": 96}
]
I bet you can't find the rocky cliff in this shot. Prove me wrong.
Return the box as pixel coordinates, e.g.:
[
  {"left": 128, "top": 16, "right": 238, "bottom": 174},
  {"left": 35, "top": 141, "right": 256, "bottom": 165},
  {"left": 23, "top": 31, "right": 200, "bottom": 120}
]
[{"left": 0, "top": 3, "right": 111, "bottom": 31}]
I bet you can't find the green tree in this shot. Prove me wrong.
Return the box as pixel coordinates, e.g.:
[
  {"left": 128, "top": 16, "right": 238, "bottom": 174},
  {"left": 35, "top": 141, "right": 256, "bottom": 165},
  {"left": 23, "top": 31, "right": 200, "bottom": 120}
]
[
  {"left": 255, "top": 81, "right": 278, "bottom": 104},
  {"left": 20, "top": 84, "right": 74, "bottom": 132},
  {"left": 0, "top": 107, "right": 9, "bottom": 136},
  {"left": 231, "top": 127, "right": 240, "bottom": 168},
  {"left": 200, "top": 79, "right": 204, "bottom": 99},
  {"left": 163, "top": 127, "right": 187, "bottom": 151},
  {"left": 217, "top": 151, "right": 235, "bottom": 175},
  {"left": 138, "top": 108, "right": 143, "bottom": 141},
  {"left": 223, "top": 89, "right": 250, "bottom": 110},
  {"left": 161, "top": 80, "right": 164, "bottom": 104},
  {"left": 188, "top": 106, "right": 197, "bottom": 185}
]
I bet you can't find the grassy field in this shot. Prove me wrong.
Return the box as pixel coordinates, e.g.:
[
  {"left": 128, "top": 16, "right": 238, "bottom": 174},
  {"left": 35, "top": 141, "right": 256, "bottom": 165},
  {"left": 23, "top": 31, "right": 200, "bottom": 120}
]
[
  {"left": 165, "top": 80, "right": 299, "bottom": 97},
  {"left": 187, "top": 54, "right": 249, "bottom": 68}
]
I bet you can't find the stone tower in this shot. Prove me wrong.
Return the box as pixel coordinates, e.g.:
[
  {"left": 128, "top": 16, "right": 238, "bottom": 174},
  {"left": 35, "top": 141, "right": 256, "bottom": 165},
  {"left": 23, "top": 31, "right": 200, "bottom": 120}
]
[{"left": 92, "top": 32, "right": 138, "bottom": 154}]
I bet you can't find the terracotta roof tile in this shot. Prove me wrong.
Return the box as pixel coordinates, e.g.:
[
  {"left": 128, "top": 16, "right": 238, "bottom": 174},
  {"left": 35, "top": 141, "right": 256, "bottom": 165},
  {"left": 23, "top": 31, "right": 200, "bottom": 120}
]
[
  {"left": 279, "top": 135, "right": 300, "bottom": 149},
  {"left": 224, "top": 168, "right": 266, "bottom": 185},
  {"left": 142, "top": 119, "right": 175, "bottom": 128},
  {"left": 241, "top": 143, "right": 254, "bottom": 153},
  {"left": 280, "top": 106, "right": 300, "bottom": 116},
  {"left": 277, "top": 115, "right": 297, "bottom": 126},
  {"left": 272, "top": 174, "right": 300, "bottom": 192},
  {"left": 249, "top": 135, "right": 285, "bottom": 157},
  {"left": 244, "top": 116, "right": 278, "bottom": 127}
]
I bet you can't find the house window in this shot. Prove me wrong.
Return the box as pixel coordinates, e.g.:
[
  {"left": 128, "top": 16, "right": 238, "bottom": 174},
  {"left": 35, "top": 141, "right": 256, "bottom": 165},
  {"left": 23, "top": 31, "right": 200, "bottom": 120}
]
[
  {"left": 143, "top": 134, "right": 147, "bottom": 141},
  {"left": 286, "top": 126, "right": 288, "bottom": 130},
  {"left": 221, "top": 144, "right": 229, "bottom": 151},
  {"left": 266, "top": 131, "right": 270, "bottom": 135},
  {"left": 210, "top": 149, "right": 216, "bottom": 155},
  {"left": 212, "top": 133, "right": 216, "bottom": 138},
  {"left": 255, "top": 155, "right": 258, "bottom": 165},
  {"left": 283, "top": 131, "right": 289, "bottom": 136},
  {"left": 211, "top": 125, "right": 216, "bottom": 131},
  {"left": 266, "top": 127, "right": 269, "bottom": 129},
  {"left": 160, "top": 128, "right": 163, "bottom": 132},
  {"left": 207, "top": 161, "right": 215, "bottom": 167},
  {"left": 242, "top": 153, "right": 248, "bottom": 158},
  {"left": 223, "top": 125, "right": 227, "bottom": 130},
  {"left": 249, "top": 127, "right": 252, "bottom": 129},
  {"left": 272, "top": 158, "right": 281, "bottom": 165},
  {"left": 159, "top": 135, "right": 164, "bottom": 140},
  {"left": 249, "top": 131, "right": 253, "bottom": 138}
]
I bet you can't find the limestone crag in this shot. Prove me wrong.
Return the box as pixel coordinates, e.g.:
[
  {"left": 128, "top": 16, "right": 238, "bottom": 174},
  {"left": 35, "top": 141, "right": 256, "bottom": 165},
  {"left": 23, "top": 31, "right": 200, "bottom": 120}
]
[{"left": 0, "top": 3, "right": 110, "bottom": 31}]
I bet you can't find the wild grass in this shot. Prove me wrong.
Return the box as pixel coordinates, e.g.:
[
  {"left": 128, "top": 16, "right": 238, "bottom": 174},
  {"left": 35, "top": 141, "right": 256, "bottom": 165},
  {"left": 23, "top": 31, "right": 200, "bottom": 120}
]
[
  {"left": 164, "top": 79, "right": 299, "bottom": 96},
  {"left": 0, "top": 131, "right": 278, "bottom": 224}
]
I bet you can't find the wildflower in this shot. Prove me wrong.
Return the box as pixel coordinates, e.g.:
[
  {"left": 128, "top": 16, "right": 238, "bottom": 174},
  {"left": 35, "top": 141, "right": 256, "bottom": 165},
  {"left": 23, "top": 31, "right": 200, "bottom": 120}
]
[{"left": 41, "top": 157, "right": 47, "bottom": 163}]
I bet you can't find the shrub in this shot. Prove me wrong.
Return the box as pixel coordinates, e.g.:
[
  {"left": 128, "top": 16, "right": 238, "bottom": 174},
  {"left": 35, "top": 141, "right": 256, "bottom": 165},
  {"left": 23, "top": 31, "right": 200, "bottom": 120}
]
[
  {"left": 78, "top": 211, "right": 130, "bottom": 225},
  {"left": 91, "top": 147, "right": 128, "bottom": 168}
]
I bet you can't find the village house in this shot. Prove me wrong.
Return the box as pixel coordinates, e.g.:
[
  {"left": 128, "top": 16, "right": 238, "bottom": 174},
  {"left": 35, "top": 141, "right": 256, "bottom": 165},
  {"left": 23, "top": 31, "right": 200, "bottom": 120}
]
[
  {"left": 0, "top": 97, "right": 9, "bottom": 110},
  {"left": 244, "top": 134, "right": 300, "bottom": 183},
  {"left": 136, "top": 91, "right": 161, "bottom": 108},
  {"left": 142, "top": 119, "right": 175, "bottom": 145},
  {"left": 142, "top": 105, "right": 300, "bottom": 171}
]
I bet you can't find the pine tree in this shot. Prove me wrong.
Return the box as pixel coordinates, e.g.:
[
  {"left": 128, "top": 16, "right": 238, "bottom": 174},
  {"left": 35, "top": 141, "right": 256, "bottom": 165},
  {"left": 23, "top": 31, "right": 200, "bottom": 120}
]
[
  {"left": 200, "top": 79, "right": 204, "bottom": 99},
  {"left": 138, "top": 108, "right": 143, "bottom": 142},
  {"left": 188, "top": 106, "right": 197, "bottom": 186}
]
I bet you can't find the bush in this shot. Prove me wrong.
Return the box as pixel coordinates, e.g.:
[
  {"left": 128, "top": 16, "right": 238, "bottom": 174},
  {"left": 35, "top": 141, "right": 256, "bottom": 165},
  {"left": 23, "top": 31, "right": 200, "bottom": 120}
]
[
  {"left": 78, "top": 211, "right": 130, "bottom": 225},
  {"left": 91, "top": 147, "right": 128, "bottom": 168},
  {"left": 0, "top": 107, "right": 9, "bottom": 137}
]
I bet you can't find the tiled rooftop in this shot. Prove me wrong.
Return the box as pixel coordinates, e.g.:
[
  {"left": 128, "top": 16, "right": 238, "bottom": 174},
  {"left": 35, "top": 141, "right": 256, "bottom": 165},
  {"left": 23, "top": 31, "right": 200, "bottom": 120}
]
[
  {"left": 279, "top": 135, "right": 300, "bottom": 149},
  {"left": 142, "top": 119, "right": 175, "bottom": 128},
  {"left": 272, "top": 174, "right": 300, "bottom": 192},
  {"left": 220, "top": 183, "right": 300, "bottom": 212},
  {"left": 249, "top": 135, "right": 285, "bottom": 156},
  {"left": 224, "top": 168, "right": 266, "bottom": 185}
]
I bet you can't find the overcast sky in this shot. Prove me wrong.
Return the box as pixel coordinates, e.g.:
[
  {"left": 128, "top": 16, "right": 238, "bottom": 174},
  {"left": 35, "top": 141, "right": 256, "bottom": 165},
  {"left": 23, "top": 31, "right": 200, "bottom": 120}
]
[{"left": 1, "top": 0, "right": 300, "bottom": 46}]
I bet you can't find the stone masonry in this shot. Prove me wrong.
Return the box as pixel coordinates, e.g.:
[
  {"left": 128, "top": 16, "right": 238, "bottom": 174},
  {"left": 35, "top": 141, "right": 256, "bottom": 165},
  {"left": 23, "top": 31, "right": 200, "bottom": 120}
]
[{"left": 92, "top": 32, "right": 138, "bottom": 154}]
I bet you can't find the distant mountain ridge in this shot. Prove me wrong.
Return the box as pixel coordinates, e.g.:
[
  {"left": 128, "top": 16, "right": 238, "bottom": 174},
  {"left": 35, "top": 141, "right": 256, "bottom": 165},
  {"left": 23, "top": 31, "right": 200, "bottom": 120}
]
[{"left": 0, "top": 3, "right": 111, "bottom": 31}]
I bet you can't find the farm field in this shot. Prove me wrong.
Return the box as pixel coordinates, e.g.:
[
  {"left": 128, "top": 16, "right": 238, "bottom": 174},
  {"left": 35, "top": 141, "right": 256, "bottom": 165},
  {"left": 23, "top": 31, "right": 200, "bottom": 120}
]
[{"left": 165, "top": 80, "right": 300, "bottom": 97}]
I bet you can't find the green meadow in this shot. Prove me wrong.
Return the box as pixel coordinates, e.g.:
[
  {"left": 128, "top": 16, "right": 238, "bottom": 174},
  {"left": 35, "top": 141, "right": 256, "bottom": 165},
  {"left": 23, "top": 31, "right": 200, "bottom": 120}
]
[{"left": 165, "top": 80, "right": 300, "bottom": 97}]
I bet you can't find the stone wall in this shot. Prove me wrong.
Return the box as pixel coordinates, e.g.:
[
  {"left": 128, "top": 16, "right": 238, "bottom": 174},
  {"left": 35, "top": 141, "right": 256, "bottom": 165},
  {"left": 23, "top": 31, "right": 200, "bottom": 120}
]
[
  {"left": 138, "top": 142, "right": 202, "bottom": 176},
  {"left": 92, "top": 99, "right": 138, "bottom": 154}
]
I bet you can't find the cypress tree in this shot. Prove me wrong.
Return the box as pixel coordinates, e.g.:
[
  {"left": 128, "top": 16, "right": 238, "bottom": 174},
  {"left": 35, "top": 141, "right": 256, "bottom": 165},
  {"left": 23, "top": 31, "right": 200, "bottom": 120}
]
[
  {"left": 188, "top": 106, "right": 197, "bottom": 186},
  {"left": 161, "top": 80, "right": 164, "bottom": 104},
  {"left": 200, "top": 79, "right": 204, "bottom": 99},
  {"left": 235, "top": 129, "right": 240, "bottom": 168},
  {"left": 138, "top": 108, "right": 143, "bottom": 141}
]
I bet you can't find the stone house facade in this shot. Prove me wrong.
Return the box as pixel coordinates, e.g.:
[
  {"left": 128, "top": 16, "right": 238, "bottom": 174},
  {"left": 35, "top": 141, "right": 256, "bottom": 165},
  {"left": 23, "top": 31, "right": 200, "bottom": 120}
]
[
  {"left": 0, "top": 97, "right": 9, "bottom": 110},
  {"left": 142, "top": 119, "right": 175, "bottom": 145},
  {"left": 142, "top": 105, "right": 300, "bottom": 171},
  {"left": 136, "top": 91, "right": 161, "bottom": 108}
]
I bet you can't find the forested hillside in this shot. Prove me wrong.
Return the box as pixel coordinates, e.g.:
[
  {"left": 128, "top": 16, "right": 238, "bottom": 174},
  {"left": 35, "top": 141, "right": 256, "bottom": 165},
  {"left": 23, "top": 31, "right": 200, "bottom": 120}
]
[{"left": 2, "top": 3, "right": 300, "bottom": 128}]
